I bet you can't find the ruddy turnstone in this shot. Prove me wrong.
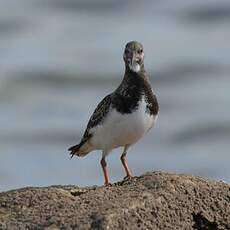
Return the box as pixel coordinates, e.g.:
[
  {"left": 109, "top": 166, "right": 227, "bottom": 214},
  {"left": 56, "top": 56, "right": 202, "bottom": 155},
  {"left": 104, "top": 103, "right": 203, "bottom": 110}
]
[{"left": 69, "top": 41, "right": 159, "bottom": 185}]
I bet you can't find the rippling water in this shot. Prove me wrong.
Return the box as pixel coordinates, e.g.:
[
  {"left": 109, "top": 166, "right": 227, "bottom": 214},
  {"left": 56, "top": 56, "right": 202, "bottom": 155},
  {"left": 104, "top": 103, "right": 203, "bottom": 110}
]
[{"left": 1, "top": 0, "right": 230, "bottom": 191}]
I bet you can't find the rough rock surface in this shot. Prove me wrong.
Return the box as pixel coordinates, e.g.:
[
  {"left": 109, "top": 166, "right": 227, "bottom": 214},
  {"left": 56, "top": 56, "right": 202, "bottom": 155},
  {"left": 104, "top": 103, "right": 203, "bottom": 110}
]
[{"left": 0, "top": 171, "right": 229, "bottom": 230}]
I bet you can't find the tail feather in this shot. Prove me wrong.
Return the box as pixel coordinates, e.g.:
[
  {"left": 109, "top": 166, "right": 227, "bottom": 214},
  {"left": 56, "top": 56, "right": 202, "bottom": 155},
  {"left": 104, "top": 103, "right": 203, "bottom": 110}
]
[
  {"left": 68, "top": 144, "right": 80, "bottom": 158},
  {"left": 68, "top": 141, "right": 92, "bottom": 158}
]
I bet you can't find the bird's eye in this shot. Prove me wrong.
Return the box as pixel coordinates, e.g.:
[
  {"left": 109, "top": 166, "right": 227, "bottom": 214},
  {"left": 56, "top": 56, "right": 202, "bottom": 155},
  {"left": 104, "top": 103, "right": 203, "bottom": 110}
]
[{"left": 138, "top": 49, "right": 143, "bottom": 54}]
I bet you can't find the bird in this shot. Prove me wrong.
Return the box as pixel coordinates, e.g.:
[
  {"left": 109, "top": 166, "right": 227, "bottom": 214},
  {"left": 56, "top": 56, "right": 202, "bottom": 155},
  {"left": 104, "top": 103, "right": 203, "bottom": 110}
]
[{"left": 68, "top": 41, "right": 159, "bottom": 185}]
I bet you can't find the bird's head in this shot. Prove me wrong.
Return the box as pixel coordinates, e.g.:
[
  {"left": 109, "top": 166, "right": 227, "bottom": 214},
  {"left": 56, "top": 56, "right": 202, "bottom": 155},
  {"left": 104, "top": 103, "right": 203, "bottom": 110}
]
[{"left": 123, "top": 41, "right": 144, "bottom": 73}]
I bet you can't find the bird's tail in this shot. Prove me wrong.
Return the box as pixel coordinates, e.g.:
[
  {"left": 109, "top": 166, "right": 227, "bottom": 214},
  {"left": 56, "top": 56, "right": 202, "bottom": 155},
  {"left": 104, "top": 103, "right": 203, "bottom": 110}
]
[
  {"left": 68, "top": 142, "right": 92, "bottom": 158},
  {"left": 68, "top": 144, "right": 81, "bottom": 158}
]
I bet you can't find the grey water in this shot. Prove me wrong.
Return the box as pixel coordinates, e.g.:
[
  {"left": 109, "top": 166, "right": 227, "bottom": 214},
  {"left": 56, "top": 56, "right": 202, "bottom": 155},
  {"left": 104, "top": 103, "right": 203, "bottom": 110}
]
[{"left": 0, "top": 0, "right": 230, "bottom": 192}]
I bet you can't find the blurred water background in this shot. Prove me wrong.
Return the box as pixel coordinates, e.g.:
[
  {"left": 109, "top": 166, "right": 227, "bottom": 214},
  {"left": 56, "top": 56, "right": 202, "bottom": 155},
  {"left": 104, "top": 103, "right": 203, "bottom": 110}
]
[{"left": 0, "top": 0, "right": 230, "bottom": 192}]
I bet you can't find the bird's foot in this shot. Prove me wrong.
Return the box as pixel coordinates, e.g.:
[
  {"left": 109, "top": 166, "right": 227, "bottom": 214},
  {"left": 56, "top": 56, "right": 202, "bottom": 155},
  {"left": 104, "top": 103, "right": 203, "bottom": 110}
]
[
  {"left": 123, "top": 175, "right": 133, "bottom": 181},
  {"left": 104, "top": 182, "right": 112, "bottom": 187}
]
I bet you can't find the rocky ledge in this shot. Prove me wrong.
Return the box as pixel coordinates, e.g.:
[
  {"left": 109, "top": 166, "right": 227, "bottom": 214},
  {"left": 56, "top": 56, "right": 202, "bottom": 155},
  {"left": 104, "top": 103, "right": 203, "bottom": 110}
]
[{"left": 0, "top": 171, "right": 229, "bottom": 229}]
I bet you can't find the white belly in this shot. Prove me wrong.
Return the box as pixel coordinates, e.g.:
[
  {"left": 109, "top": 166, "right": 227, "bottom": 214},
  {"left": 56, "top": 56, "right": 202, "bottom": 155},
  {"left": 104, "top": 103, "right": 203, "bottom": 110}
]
[{"left": 90, "top": 98, "right": 157, "bottom": 151}]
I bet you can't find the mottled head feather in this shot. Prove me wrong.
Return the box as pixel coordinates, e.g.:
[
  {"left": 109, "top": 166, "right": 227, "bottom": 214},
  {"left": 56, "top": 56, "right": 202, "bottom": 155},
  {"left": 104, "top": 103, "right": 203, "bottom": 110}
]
[{"left": 123, "top": 41, "right": 145, "bottom": 73}]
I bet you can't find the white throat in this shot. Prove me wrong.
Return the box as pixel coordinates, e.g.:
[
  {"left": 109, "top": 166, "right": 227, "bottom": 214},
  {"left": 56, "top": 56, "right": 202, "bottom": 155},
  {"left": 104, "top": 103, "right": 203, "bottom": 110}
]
[{"left": 129, "top": 62, "right": 141, "bottom": 72}]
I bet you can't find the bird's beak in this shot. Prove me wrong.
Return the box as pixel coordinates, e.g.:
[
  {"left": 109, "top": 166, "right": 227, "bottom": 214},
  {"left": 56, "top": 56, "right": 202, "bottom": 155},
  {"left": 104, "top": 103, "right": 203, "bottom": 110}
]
[
  {"left": 130, "top": 52, "right": 138, "bottom": 66},
  {"left": 128, "top": 52, "right": 141, "bottom": 72}
]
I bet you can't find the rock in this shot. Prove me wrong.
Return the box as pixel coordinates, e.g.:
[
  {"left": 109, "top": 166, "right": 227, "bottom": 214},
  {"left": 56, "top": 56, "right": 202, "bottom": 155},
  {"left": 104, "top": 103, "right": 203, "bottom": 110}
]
[{"left": 0, "top": 171, "right": 229, "bottom": 229}]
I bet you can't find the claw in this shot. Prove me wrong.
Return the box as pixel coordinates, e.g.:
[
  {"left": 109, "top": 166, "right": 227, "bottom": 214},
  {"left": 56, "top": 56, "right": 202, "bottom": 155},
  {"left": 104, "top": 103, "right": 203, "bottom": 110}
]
[
  {"left": 123, "top": 175, "right": 133, "bottom": 181},
  {"left": 104, "top": 182, "right": 112, "bottom": 187}
]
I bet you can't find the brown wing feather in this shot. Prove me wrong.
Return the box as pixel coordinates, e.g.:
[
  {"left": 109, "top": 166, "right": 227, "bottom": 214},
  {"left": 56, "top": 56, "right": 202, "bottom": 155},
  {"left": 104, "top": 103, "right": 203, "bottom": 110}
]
[{"left": 68, "top": 94, "right": 112, "bottom": 157}]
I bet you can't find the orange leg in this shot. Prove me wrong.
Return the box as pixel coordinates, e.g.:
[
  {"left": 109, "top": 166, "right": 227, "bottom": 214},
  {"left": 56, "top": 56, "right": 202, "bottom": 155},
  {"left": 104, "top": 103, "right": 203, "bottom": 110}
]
[
  {"left": 120, "top": 152, "right": 133, "bottom": 179},
  {"left": 100, "top": 157, "right": 110, "bottom": 185}
]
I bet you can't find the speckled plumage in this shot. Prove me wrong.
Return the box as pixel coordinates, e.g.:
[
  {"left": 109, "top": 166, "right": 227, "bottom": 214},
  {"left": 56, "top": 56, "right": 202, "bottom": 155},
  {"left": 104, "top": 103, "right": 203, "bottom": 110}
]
[{"left": 68, "top": 41, "right": 159, "bottom": 185}]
